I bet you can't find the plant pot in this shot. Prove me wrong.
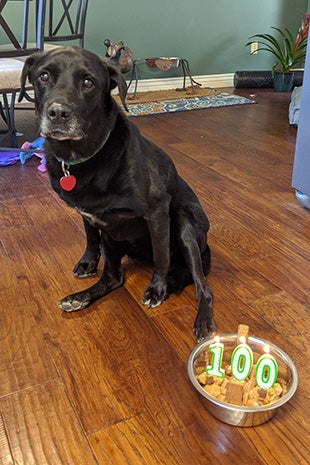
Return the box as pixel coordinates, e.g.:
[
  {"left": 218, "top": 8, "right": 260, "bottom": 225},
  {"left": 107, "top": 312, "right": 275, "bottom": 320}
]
[{"left": 273, "top": 72, "right": 295, "bottom": 92}]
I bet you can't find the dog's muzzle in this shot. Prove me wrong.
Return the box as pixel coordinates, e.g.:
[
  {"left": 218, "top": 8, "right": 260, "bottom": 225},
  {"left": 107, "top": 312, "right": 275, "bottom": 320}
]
[{"left": 41, "top": 101, "right": 84, "bottom": 141}]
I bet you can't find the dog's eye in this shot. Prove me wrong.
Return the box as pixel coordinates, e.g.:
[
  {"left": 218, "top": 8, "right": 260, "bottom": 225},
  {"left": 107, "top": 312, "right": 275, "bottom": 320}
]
[
  {"left": 82, "top": 78, "right": 94, "bottom": 89},
  {"left": 39, "top": 72, "right": 49, "bottom": 83}
]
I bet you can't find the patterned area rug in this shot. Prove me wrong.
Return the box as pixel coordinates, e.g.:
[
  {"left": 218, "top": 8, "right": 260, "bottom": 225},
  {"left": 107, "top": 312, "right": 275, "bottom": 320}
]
[
  {"left": 126, "top": 86, "right": 218, "bottom": 103},
  {"left": 118, "top": 89, "right": 255, "bottom": 117}
]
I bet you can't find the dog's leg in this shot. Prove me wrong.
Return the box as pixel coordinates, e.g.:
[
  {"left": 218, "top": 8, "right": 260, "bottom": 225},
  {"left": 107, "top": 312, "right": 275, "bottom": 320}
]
[
  {"left": 142, "top": 209, "right": 171, "bottom": 308},
  {"left": 73, "top": 218, "right": 101, "bottom": 278},
  {"left": 59, "top": 233, "right": 124, "bottom": 312},
  {"left": 177, "top": 216, "right": 216, "bottom": 341},
  {"left": 191, "top": 245, "right": 215, "bottom": 341}
]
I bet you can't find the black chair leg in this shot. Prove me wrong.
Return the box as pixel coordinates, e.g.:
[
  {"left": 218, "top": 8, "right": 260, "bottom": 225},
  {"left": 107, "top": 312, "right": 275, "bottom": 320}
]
[{"left": 0, "top": 92, "right": 18, "bottom": 147}]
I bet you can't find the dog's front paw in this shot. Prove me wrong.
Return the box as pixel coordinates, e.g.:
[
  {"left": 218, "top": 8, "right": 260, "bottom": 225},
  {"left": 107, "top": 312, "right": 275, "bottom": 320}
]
[
  {"left": 58, "top": 292, "right": 91, "bottom": 312},
  {"left": 142, "top": 282, "right": 167, "bottom": 308},
  {"left": 193, "top": 314, "right": 216, "bottom": 342}
]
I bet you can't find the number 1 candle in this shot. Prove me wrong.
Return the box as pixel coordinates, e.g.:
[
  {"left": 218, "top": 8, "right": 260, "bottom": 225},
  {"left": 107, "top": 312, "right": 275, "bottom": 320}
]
[{"left": 206, "top": 336, "right": 225, "bottom": 378}]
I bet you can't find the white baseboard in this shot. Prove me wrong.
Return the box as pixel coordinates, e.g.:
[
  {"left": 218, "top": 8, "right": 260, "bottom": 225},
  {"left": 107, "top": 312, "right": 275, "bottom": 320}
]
[
  {"left": 16, "top": 73, "right": 234, "bottom": 103},
  {"left": 125, "top": 73, "right": 234, "bottom": 93}
]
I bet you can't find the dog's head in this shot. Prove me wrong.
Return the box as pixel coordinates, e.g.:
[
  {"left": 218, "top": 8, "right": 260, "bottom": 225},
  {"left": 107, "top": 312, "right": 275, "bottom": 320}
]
[{"left": 19, "top": 46, "right": 128, "bottom": 162}]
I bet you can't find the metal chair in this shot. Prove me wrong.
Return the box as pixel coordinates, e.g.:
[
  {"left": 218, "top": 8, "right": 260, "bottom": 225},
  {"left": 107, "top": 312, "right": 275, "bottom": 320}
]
[
  {"left": 41, "top": 0, "right": 89, "bottom": 49},
  {"left": 0, "top": 0, "right": 44, "bottom": 147}
]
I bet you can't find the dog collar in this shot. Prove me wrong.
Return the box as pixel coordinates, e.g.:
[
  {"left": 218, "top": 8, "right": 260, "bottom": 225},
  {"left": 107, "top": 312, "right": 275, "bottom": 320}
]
[
  {"left": 56, "top": 129, "right": 111, "bottom": 192},
  {"left": 55, "top": 128, "right": 112, "bottom": 166}
]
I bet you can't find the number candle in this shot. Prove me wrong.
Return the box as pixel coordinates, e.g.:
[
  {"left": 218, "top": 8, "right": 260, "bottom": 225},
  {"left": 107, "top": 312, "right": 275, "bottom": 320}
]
[
  {"left": 206, "top": 336, "right": 225, "bottom": 378},
  {"left": 256, "top": 345, "right": 278, "bottom": 389},
  {"left": 230, "top": 336, "right": 253, "bottom": 381}
]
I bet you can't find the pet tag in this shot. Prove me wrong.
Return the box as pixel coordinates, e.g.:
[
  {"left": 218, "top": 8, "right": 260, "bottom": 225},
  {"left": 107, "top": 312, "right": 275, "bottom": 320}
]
[
  {"left": 60, "top": 174, "right": 77, "bottom": 191},
  {"left": 60, "top": 161, "right": 77, "bottom": 191}
]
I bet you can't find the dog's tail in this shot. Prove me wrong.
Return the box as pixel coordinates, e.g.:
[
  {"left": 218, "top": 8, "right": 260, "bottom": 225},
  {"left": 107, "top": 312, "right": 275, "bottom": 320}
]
[{"left": 167, "top": 245, "right": 211, "bottom": 295}]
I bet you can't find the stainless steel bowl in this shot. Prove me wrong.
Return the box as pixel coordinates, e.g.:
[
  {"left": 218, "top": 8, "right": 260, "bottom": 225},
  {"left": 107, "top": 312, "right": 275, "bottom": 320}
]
[
  {"left": 187, "top": 334, "right": 298, "bottom": 427},
  {"left": 159, "top": 57, "right": 181, "bottom": 67}
]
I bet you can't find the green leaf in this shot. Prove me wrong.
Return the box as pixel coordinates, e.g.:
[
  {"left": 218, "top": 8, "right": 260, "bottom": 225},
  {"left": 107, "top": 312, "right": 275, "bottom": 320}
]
[
  {"left": 246, "top": 23, "right": 308, "bottom": 72},
  {"left": 284, "top": 28, "right": 295, "bottom": 48}
]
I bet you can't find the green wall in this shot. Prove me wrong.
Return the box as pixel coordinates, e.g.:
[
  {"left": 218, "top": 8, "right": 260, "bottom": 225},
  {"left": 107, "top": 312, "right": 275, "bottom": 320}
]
[
  {"left": 1, "top": 0, "right": 308, "bottom": 78},
  {"left": 83, "top": 0, "right": 308, "bottom": 78}
]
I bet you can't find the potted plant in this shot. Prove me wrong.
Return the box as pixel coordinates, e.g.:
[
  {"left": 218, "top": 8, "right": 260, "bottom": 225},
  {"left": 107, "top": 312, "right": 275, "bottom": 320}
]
[{"left": 246, "top": 14, "right": 310, "bottom": 92}]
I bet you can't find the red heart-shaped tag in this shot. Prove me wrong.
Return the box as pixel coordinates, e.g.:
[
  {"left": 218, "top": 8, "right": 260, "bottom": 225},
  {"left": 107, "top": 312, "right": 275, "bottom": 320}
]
[{"left": 60, "top": 174, "right": 77, "bottom": 191}]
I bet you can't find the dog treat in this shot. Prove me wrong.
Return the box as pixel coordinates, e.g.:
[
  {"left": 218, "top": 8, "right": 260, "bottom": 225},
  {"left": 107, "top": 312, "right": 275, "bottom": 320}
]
[
  {"left": 225, "top": 381, "right": 244, "bottom": 405},
  {"left": 237, "top": 324, "right": 250, "bottom": 344},
  {"left": 194, "top": 353, "right": 287, "bottom": 407}
]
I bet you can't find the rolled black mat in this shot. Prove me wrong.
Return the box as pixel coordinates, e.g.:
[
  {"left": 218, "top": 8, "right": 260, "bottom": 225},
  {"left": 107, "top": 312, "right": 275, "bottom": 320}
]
[{"left": 234, "top": 70, "right": 304, "bottom": 88}]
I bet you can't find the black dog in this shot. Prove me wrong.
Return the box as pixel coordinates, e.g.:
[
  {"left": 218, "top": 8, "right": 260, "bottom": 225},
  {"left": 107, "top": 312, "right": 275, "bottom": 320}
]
[{"left": 20, "top": 46, "right": 215, "bottom": 340}]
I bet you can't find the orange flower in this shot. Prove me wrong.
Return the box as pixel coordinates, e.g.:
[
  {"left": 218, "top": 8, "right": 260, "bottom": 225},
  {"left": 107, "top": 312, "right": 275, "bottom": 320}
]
[{"left": 294, "top": 13, "right": 310, "bottom": 52}]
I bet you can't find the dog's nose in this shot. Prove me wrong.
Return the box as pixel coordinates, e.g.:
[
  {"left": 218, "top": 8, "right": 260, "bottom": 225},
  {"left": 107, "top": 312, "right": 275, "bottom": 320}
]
[{"left": 47, "top": 102, "right": 72, "bottom": 121}]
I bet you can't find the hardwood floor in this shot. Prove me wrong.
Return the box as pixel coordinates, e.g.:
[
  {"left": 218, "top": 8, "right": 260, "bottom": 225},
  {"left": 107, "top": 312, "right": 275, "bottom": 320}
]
[{"left": 0, "top": 88, "right": 309, "bottom": 464}]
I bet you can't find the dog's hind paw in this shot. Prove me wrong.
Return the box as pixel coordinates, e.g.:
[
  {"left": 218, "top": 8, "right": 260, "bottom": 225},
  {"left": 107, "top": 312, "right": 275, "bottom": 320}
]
[
  {"left": 58, "top": 293, "right": 91, "bottom": 312},
  {"left": 142, "top": 282, "right": 167, "bottom": 308},
  {"left": 73, "top": 259, "right": 99, "bottom": 278}
]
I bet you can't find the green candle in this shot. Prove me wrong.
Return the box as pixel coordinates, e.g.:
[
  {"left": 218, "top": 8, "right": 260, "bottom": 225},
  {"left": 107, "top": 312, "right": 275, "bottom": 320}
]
[
  {"left": 206, "top": 336, "right": 225, "bottom": 378},
  {"left": 230, "top": 336, "right": 253, "bottom": 382},
  {"left": 256, "top": 345, "right": 278, "bottom": 389}
]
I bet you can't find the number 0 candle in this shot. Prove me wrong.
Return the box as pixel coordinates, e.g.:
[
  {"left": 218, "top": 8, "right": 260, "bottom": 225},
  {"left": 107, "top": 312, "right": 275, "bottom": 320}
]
[
  {"left": 230, "top": 336, "right": 253, "bottom": 381},
  {"left": 206, "top": 336, "right": 225, "bottom": 378},
  {"left": 256, "top": 345, "right": 278, "bottom": 389}
]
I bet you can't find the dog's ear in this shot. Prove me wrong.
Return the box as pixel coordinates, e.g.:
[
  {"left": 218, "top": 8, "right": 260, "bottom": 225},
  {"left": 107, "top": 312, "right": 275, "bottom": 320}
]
[
  {"left": 19, "top": 52, "right": 45, "bottom": 102},
  {"left": 107, "top": 62, "right": 129, "bottom": 112}
]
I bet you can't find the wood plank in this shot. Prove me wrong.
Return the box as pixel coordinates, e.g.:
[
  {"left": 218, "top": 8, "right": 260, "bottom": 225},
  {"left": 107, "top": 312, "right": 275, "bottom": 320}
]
[
  {"left": 89, "top": 413, "right": 180, "bottom": 465},
  {"left": 0, "top": 381, "right": 98, "bottom": 465},
  {"left": 1, "top": 224, "right": 73, "bottom": 297},
  {"left": 0, "top": 292, "right": 58, "bottom": 397},
  {"left": 0, "top": 159, "right": 47, "bottom": 201},
  {"left": 0, "top": 413, "right": 14, "bottom": 465},
  {"left": 0, "top": 239, "right": 20, "bottom": 298},
  {"left": 0, "top": 239, "right": 58, "bottom": 397},
  {"left": 0, "top": 197, "right": 33, "bottom": 230},
  {"left": 250, "top": 253, "right": 310, "bottom": 305},
  {"left": 242, "top": 458, "right": 272, "bottom": 465},
  {"left": 209, "top": 237, "right": 280, "bottom": 303},
  {"left": 241, "top": 409, "right": 309, "bottom": 465},
  {"left": 89, "top": 411, "right": 258, "bottom": 465},
  {"left": 247, "top": 292, "right": 310, "bottom": 380}
]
